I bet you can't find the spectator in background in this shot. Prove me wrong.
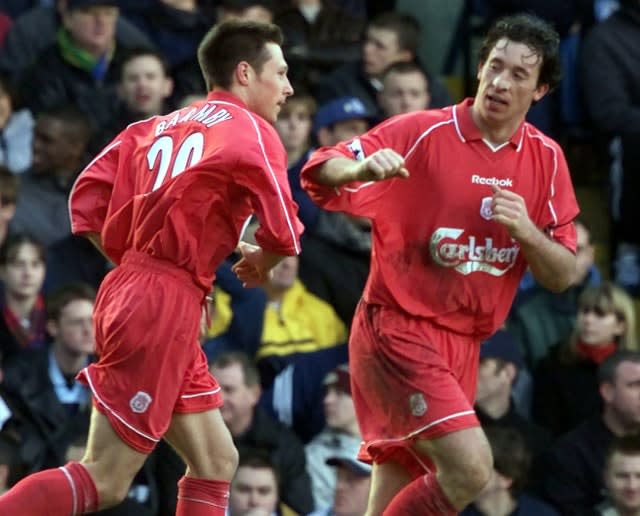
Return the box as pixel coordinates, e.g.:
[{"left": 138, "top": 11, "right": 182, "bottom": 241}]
[
  {"left": 217, "top": 0, "right": 276, "bottom": 24},
  {"left": 581, "top": 0, "right": 640, "bottom": 297},
  {"left": 18, "top": 0, "right": 128, "bottom": 152},
  {"left": 475, "top": 330, "right": 551, "bottom": 459},
  {"left": 101, "top": 47, "right": 175, "bottom": 144},
  {"left": 596, "top": 434, "right": 640, "bottom": 516},
  {"left": 0, "top": 0, "right": 152, "bottom": 85},
  {"left": 308, "top": 448, "right": 373, "bottom": 516},
  {"left": 0, "top": 167, "right": 18, "bottom": 248},
  {"left": 0, "top": 434, "right": 23, "bottom": 494},
  {"left": 508, "top": 218, "right": 600, "bottom": 369},
  {"left": 274, "top": 0, "right": 365, "bottom": 89},
  {"left": 1, "top": 282, "right": 95, "bottom": 473},
  {"left": 377, "top": 61, "right": 431, "bottom": 118},
  {"left": 228, "top": 449, "right": 298, "bottom": 516},
  {"left": 540, "top": 351, "right": 640, "bottom": 513},
  {"left": 297, "top": 96, "right": 375, "bottom": 326},
  {"left": 10, "top": 104, "right": 91, "bottom": 247},
  {"left": 314, "top": 11, "right": 451, "bottom": 119},
  {"left": 461, "top": 426, "right": 558, "bottom": 516},
  {"left": 210, "top": 352, "right": 314, "bottom": 514},
  {"left": 274, "top": 92, "right": 318, "bottom": 231},
  {"left": 0, "top": 74, "right": 33, "bottom": 175},
  {"left": 305, "top": 364, "right": 362, "bottom": 512},
  {"left": 533, "top": 282, "right": 637, "bottom": 437},
  {"left": 0, "top": 233, "right": 47, "bottom": 361}
]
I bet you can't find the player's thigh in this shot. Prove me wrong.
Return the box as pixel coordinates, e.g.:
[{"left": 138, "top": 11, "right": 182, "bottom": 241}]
[
  {"left": 163, "top": 408, "right": 238, "bottom": 480},
  {"left": 365, "top": 460, "right": 412, "bottom": 516},
  {"left": 80, "top": 407, "right": 149, "bottom": 502},
  {"left": 415, "top": 425, "right": 492, "bottom": 486}
]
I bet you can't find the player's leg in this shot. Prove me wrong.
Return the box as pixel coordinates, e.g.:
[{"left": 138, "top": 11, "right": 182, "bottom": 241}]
[
  {"left": 383, "top": 426, "right": 493, "bottom": 515},
  {"left": 0, "top": 407, "right": 149, "bottom": 514},
  {"left": 365, "top": 460, "right": 412, "bottom": 516},
  {"left": 163, "top": 408, "right": 239, "bottom": 515}
]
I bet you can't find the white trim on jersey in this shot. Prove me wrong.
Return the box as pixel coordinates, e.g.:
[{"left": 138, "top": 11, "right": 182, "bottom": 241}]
[
  {"left": 215, "top": 100, "right": 302, "bottom": 256},
  {"left": 528, "top": 128, "right": 560, "bottom": 227}
]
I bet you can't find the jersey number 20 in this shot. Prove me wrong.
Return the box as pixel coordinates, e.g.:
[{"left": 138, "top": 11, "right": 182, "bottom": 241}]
[{"left": 146, "top": 132, "right": 204, "bottom": 191}]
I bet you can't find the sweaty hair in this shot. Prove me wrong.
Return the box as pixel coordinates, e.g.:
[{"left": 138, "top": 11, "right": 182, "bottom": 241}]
[
  {"left": 197, "top": 19, "right": 283, "bottom": 90},
  {"left": 369, "top": 11, "right": 420, "bottom": 55},
  {"left": 478, "top": 13, "right": 561, "bottom": 91}
]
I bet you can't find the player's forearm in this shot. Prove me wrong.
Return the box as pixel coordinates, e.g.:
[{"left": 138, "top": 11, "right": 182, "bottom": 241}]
[
  {"left": 518, "top": 229, "right": 576, "bottom": 293},
  {"left": 312, "top": 157, "right": 360, "bottom": 187}
]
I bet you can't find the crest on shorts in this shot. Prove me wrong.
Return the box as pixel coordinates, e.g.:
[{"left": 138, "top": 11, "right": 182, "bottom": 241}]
[
  {"left": 129, "top": 391, "right": 152, "bottom": 414},
  {"left": 409, "top": 392, "right": 427, "bottom": 417},
  {"left": 480, "top": 197, "right": 493, "bottom": 220}
]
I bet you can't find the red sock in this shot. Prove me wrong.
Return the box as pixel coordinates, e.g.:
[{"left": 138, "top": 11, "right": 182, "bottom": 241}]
[
  {"left": 0, "top": 461, "right": 99, "bottom": 515},
  {"left": 176, "top": 476, "right": 230, "bottom": 515},
  {"left": 383, "top": 473, "right": 457, "bottom": 515}
]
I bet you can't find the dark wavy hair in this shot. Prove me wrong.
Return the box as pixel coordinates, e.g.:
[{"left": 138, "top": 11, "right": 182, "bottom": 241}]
[{"left": 478, "top": 13, "right": 561, "bottom": 91}]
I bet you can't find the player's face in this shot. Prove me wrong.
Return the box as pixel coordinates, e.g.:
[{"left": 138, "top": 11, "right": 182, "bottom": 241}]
[
  {"left": 362, "top": 27, "right": 409, "bottom": 77},
  {"left": 229, "top": 466, "right": 279, "bottom": 515},
  {"left": 379, "top": 71, "right": 431, "bottom": 117},
  {"left": 0, "top": 243, "right": 45, "bottom": 300},
  {"left": 475, "top": 38, "right": 549, "bottom": 128},
  {"left": 274, "top": 103, "right": 312, "bottom": 154},
  {"left": 118, "top": 56, "right": 173, "bottom": 116},
  {"left": 63, "top": 6, "right": 118, "bottom": 55},
  {"left": 333, "top": 467, "right": 371, "bottom": 516},
  {"left": 246, "top": 43, "right": 293, "bottom": 123},
  {"left": 50, "top": 299, "right": 95, "bottom": 355},
  {"left": 605, "top": 452, "right": 640, "bottom": 513}
]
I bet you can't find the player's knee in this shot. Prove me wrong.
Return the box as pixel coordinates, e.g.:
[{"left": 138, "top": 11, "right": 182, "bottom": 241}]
[{"left": 189, "top": 442, "right": 239, "bottom": 480}]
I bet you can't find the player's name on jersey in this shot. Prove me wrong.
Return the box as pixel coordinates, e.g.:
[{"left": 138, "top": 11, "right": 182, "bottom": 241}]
[{"left": 156, "top": 103, "right": 233, "bottom": 136}]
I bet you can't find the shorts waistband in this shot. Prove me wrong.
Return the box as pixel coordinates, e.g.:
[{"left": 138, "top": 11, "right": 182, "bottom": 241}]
[{"left": 121, "top": 251, "right": 204, "bottom": 301}]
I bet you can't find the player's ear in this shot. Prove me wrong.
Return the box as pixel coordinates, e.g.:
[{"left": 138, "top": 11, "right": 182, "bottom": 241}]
[{"left": 235, "top": 61, "right": 252, "bottom": 87}]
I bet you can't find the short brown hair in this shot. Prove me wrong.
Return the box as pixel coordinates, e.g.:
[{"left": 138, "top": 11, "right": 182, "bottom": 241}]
[
  {"left": 46, "top": 282, "right": 96, "bottom": 322},
  {"left": 211, "top": 351, "right": 261, "bottom": 387},
  {"left": 197, "top": 19, "right": 283, "bottom": 90}
]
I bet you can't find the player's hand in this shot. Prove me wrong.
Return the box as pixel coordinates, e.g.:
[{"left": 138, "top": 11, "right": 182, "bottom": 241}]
[
  {"left": 351, "top": 148, "right": 410, "bottom": 182},
  {"left": 231, "top": 242, "right": 271, "bottom": 288},
  {"left": 490, "top": 185, "right": 536, "bottom": 241}
]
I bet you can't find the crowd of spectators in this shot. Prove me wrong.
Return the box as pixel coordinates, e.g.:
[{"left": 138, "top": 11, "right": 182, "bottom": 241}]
[{"left": 0, "top": 0, "right": 639, "bottom": 514}]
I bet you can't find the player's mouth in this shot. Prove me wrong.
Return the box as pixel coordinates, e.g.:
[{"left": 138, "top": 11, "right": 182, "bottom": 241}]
[{"left": 486, "top": 94, "right": 508, "bottom": 107}]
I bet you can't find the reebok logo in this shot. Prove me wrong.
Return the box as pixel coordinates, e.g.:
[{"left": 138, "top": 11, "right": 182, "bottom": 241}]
[{"left": 471, "top": 175, "right": 513, "bottom": 187}]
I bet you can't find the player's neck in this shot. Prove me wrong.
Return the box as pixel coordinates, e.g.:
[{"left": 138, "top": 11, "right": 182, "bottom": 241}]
[{"left": 470, "top": 105, "right": 521, "bottom": 146}]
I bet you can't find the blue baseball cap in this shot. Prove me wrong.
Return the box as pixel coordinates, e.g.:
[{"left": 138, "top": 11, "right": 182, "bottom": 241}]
[
  {"left": 314, "top": 97, "right": 375, "bottom": 132},
  {"left": 480, "top": 329, "right": 524, "bottom": 369}
]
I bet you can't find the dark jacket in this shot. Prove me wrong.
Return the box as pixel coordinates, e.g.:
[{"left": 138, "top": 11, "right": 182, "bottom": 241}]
[
  {"left": 2, "top": 346, "right": 91, "bottom": 472},
  {"left": 235, "top": 407, "right": 314, "bottom": 514},
  {"left": 314, "top": 59, "right": 453, "bottom": 121},
  {"left": 581, "top": 5, "right": 640, "bottom": 245},
  {"left": 539, "top": 416, "right": 612, "bottom": 515}
]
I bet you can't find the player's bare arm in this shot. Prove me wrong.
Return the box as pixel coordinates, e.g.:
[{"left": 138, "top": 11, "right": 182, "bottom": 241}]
[
  {"left": 313, "top": 149, "right": 410, "bottom": 187},
  {"left": 491, "top": 185, "right": 576, "bottom": 292},
  {"left": 232, "top": 241, "right": 287, "bottom": 288}
]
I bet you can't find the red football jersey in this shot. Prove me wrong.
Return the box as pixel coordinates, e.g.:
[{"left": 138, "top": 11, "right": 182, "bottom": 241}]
[
  {"left": 70, "top": 91, "right": 303, "bottom": 293},
  {"left": 301, "top": 99, "right": 579, "bottom": 339}
]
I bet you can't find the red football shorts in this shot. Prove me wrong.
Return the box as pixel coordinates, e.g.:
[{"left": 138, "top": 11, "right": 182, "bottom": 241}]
[
  {"left": 77, "top": 251, "right": 222, "bottom": 454},
  {"left": 350, "top": 300, "right": 481, "bottom": 478}
]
